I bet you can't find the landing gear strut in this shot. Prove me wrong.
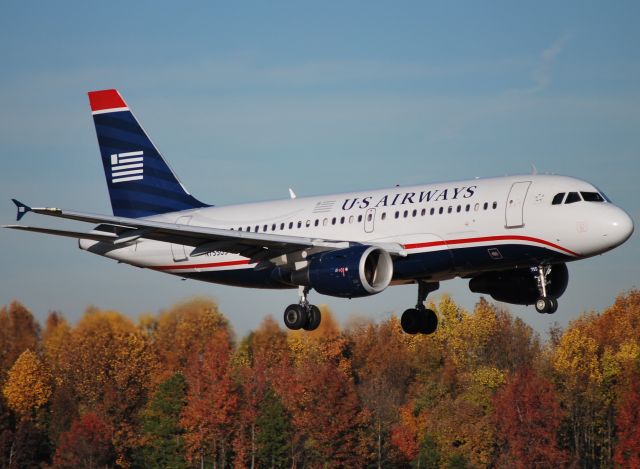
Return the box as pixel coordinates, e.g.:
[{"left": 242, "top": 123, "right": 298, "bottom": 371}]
[
  {"left": 534, "top": 265, "right": 558, "bottom": 314},
  {"left": 401, "top": 281, "right": 439, "bottom": 335},
  {"left": 283, "top": 287, "right": 322, "bottom": 331}
]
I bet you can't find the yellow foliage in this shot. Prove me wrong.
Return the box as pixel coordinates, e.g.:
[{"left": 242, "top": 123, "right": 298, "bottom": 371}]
[
  {"left": 553, "top": 326, "right": 602, "bottom": 389},
  {"left": 2, "top": 349, "right": 51, "bottom": 415}
]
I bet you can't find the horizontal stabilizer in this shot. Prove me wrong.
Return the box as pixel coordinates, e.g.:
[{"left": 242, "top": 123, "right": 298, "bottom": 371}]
[
  {"left": 11, "top": 199, "right": 31, "bottom": 221},
  {"left": 3, "top": 225, "right": 117, "bottom": 243}
]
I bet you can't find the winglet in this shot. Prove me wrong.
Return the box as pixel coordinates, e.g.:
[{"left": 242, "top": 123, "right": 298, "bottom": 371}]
[{"left": 11, "top": 199, "right": 31, "bottom": 221}]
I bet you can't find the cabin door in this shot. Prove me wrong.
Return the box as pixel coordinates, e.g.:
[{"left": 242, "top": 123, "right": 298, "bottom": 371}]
[{"left": 505, "top": 181, "right": 531, "bottom": 228}]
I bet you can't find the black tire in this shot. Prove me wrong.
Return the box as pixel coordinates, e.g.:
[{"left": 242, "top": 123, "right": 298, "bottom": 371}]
[
  {"left": 284, "top": 304, "right": 307, "bottom": 330},
  {"left": 401, "top": 308, "right": 421, "bottom": 335},
  {"left": 535, "top": 297, "right": 550, "bottom": 314},
  {"left": 305, "top": 305, "right": 322, "bottom": 331},
  {"left": 419, "top": 309, "right": 438, "bottom": 335},
  {"left": 548, "top": 297, "right": 558, "bottom": 314}
]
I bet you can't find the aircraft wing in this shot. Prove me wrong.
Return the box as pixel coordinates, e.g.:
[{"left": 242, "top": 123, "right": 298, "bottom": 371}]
[{"left": 5, "top": 200, "right": 406, "bottom": 262}]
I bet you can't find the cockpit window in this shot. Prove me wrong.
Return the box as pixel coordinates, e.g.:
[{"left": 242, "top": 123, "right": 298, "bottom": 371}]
[
  {"left": 581, "top": 191, "right": 605, "bottom": 202},
  {"left": 552, "top": 193, "right": 565, "bottom": 205},
  {"left": 565, "top": 192, "right": 581, "bottom": 204}
]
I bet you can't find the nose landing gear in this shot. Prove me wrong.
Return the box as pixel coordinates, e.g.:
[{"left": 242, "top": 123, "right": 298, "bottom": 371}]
[
  {"left": 283, "top": 287, "right": 322, "bottom": 331},
  {"left": 401, "top": 281, "right": 439, "bottom": 335},
  {"left": 534, "top": 265, "right": 559, "bottom": 314}
]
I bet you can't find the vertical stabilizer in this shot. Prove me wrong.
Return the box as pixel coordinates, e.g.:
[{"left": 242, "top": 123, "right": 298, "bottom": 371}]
[{"left": 88, "top": 89, "right": 208, "bottom": 218}]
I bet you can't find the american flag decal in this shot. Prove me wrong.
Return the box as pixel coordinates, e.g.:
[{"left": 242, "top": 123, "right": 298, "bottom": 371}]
[{"left": 110, "top": 151, "right": 144, "bottom": 183}]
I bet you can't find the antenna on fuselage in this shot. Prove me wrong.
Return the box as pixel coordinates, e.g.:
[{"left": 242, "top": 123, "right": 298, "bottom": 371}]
[
  {"left": 289, "top": 188, "right": 297, "bottom": 199},
  {"left": 531, "top": 164, "right": 538, "bottom": 175}
]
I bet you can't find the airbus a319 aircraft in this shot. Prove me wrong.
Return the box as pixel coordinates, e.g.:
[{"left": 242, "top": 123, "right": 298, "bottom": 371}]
[{"left": 6, "top": 90, "right": 634, "bottom": 334}]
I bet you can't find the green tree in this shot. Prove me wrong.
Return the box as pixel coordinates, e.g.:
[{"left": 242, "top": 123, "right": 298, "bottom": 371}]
[
  {"left": 135, "top": 373, "right": 187, "bottom": 469},
  {"left": 255, "top": 388, "right": 291, "bottom": 469}
]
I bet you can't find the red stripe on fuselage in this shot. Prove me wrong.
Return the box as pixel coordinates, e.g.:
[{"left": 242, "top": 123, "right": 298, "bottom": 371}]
[
  {"left": 152, "top": 235, "right": 577, "bottom": 272},
  {"left": 154, "top": 259, "right": 251, "bottom": 271},
  {"left": 404, "top": 235, "right": 578, "bottom": 257}
]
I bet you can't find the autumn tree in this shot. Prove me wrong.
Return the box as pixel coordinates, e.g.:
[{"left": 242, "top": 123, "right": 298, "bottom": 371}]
[
  {"left": 0, "top": 301, "right": 40, "bottom": 380},
  {"left": 135, "top": 373, "right": 187, "bottom": 469},
  {"left": 181, "top": 329, "right": 238, "bottom": 468},
  {"left": 614, "top": 373, "right": 640, "bottom": 467},
  {"left": 350, "top": 317, "right": 412, "bottom": 468},
  {"left": 2, "top": 349, "right": 51, "bottom": 417},
  {"left": 52, "top": 413, "right": 115, "bottom": 469},
  {"left": 493, "top": 368, "right": 568, "bottom": 468},
  {"left": 60, "top": 309, "right": 155, "bottom": 465},
  {"left": 148, "top": 298, "right": 230, "bottom": 384}
]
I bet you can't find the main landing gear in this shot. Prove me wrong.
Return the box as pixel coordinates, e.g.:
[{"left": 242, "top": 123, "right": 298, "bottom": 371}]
[
  {"left": 401, "top": 281, "right": 439, "bottom": 335},
  {"left": 283, "top": 287, "right": 322, "bottom": 331},
  {"left": 534, "top": 265, "right": 558, "bottom": 314}
]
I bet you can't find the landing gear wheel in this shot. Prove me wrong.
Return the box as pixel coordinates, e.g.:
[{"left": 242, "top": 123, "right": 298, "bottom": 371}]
[
  {"left": 284, "top": 304, "right": 307, "bottom": 330},
  {"left": 535, "top": 297, "right": 558, "bottom": 314},
  {"left": 305, "top": 305, "right": 321, "bottom": 331},
  {"left": 421, "top": 309, "right": 438, "bottom": 335},
  {"left": 401, "top": 308, "right": 438, "bottom": 335},
  {"left": 401, "top": 308, "right": 421, "bottom": 335}
]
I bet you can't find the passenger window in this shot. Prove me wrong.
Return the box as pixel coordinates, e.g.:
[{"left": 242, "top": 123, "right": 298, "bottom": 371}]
[
  {"left": 395, "top": 211, "right": 399, "bottom": 219},
  {"left": 483, "top": 202, "right": 488, "bottom": 210},
  {"left": 465, "top": 204, "right": 470, "bottom": 212},
  {"left": 314, "top": 219, "right": 319, "bottom": 227},
  {"left": 236, "top": 227, "right": 240, "bottom": 231},
  {"left": 581, "top": 192, "right": 605, "bottom": 202},
  {"left": 280, "top": 223, "right": 285, "bottom": 230},
  {"left": 358, "top": 215, "right": 363, "bottom": 223},
  {"left": 474, "top": 203, "right": 479, "bottom": 211},
  {"left": 289, "top": 222, "right": 293, "bottom": 229},
  {"left": 263, "top": 225, "right": 268, "bottom": 232},
  {"left": 297, "top": 221, "right": 302, "bottom": 228},
  {"left": 340, "top": 217, "right": 345, "bottom": 224},
  {"left": 381, "top": 212, "right": 387, "bottom": 220},
  {"left": 255, "top": 226, "right": 259, "bottom": 232},
  {"left": 447, "top": 206, "right": 452, "bottom": 214},
  {"left": 247, "top": 226, "right": 251, "bottom": 232},
  {"left": 332, "top": 217, "right": 336, "bottom": 225},
  {"left": 439, "top": 207, "right": 444, "bottom": 214},
  {"left": 403, "top": 210, "right": 408, "bottom": 218},
  {"left": 456, "top": 205, "right": 461, "bottom": 213},
  {"left": 492, "top": 202, "right": 497, "bottom": 209},
  {"left": 349, "top": 216, "right": 354, "bottom": 224},
  {"left": 565, "top": 192, "right": 581, "bottom": 204},
  {"left": 412, "top": 209, "right": 417, "bottom": 217},
  {"left": 430, "top": 208, "right": 435, "bottom": 215},
  {"left": 552, "top": 193, "right": 565, "bottom": 205},
  {"left": 421, "top": 208, "right": 426, "bottom": 216},
  {"left": 323, "top": 218, "right": 328, "bottom": 226},
  {"left": 272, "top": 224, "right": 276, "bottom": 231}
]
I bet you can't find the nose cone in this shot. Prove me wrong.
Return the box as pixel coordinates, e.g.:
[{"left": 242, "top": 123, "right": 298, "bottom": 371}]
[{"left": 605, "top": 206, "right": 634, "bottom": 249}]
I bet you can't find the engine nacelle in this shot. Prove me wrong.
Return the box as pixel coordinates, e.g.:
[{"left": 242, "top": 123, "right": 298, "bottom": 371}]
[
  {"left": 293, "top": 245, "right": 394, "bottom": 298},
  {"left": 468, "top": 263, "right": 568, "bottom": 305}
]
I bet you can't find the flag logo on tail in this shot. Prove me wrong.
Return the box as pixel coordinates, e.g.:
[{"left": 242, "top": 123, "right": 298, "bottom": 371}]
[{"left": 110, "top": 151, "right": 144, "bottom": 183}]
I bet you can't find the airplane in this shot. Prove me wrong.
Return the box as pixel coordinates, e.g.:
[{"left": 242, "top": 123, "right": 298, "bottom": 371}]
[{"left": 5, "top": 89, "right": 634, "bottom": 334}]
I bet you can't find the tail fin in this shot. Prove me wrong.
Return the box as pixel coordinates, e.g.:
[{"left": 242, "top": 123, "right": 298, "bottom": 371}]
[{"left": 88, "top": 89, "right": 209, "bottom": 218}]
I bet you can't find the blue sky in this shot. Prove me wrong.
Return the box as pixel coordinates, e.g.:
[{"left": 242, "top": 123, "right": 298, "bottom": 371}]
[{"left": 1, "top": 1, "right": 638, "bottom": 337}]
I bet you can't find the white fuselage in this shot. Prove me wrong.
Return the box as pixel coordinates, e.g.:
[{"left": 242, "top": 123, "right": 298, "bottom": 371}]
[{"left": 80, "top": 174, "right": 633, "bottom": 291}]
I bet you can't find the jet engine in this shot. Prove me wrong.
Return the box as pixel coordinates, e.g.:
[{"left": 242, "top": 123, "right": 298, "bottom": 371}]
[
  {"left": 468, "top": 263, "right": 568, "bottom": 305},
  {"left": 292, "top": 245, "right": 394, "bottom": 298}
]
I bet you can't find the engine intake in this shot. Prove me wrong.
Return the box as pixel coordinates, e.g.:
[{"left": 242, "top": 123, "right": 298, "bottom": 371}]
[
  {"left": 469, "top": 263, "right": 568, "bottom": 305},
  {"left": 293, "top": 245, "right": 393, "bottom": 298}
]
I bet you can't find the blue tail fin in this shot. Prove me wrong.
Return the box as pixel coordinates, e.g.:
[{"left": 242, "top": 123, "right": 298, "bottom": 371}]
[{"left": 88, "top": 89, "right": 209, "bottom": 218}]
